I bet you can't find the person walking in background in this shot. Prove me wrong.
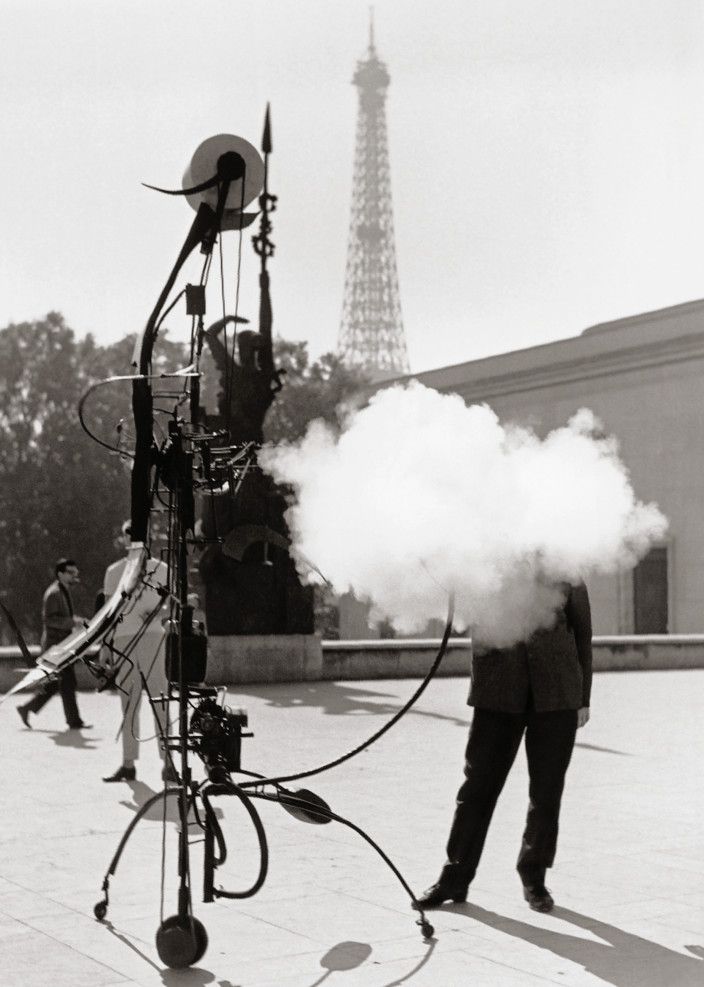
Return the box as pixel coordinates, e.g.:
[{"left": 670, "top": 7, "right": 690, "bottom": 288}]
[
  {"left": 417, "top": 581, "right": 593, "bottom": 914},
  {"left": 17, "top": 558, "right": 89, "bottom": 730},
  {"left": 102, "top": 522, "right": 177, "bottom": 784}
]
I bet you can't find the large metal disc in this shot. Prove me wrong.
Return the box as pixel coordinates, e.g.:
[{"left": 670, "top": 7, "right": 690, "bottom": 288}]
[{"left": 183, "top": 134, "right": 264, "bottom": 213}]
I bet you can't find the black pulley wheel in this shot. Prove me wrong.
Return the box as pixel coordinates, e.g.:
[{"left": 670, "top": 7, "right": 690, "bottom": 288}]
[{"left": 155, "top": 914, "right": 208, "bottom": 968}]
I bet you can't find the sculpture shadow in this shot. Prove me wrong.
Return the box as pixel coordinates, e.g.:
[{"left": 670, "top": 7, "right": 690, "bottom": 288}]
[
  {"left": 575, "top": 742, "right": 632, "bottom": 756},
  {"left": 378, "top": 936, "right": 436, "bottom": 987},
  {"left": 103, "top": 920, "right": 230, "bottom": 987},
  {"left": 119, "top": 780, "right": 182, "bottom": 822},
  {"left": 307, "top": 938, "right": 436, "bottom": 987},
  {"left": 160, "top": 966, "right": 217, "bottom": 987},
  {"left": 232, "top": 680, "right": 469, "bottom": 728},
  {"left": 118, "top": 780, "right": 224, "bottom": 824},
  {"left": 449, "top": 901, "right": 702, "bottom": 987},
  {"left": 308, "top": 940, "right": 373, "bottom": 986}
]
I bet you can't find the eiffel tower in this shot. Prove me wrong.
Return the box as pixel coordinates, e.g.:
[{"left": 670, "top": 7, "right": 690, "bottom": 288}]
[{"left": 338, "top": 18, "right": 410, "bottom": 378}]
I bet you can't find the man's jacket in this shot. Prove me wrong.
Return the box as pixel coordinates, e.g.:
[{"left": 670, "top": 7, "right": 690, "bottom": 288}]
[
  {"left": 468, "top": 582, "right": 593, "bottom": 713},
  {"left": 102, "top": 555, "right": 168, "bottom": 642},
  {"left": 41, "top": 580, "right": 74, "bottom": 650}
]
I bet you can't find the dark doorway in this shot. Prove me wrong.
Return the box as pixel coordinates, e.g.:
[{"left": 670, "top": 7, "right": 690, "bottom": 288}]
[{"left": 633, "top": 546, "right": 668, "bottom": 633}]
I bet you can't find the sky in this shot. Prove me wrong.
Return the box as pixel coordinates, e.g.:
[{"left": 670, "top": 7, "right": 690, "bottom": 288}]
[{"left": 1, "top": 0, "right": 703, "bottom": 374}]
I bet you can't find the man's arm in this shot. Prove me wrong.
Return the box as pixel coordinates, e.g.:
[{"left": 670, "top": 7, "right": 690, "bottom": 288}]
[{"left": 567, "top": 582, "right": 593, "bottom": 715}]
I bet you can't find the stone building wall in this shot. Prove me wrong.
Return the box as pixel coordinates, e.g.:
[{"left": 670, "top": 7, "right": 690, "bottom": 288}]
[{"left": 399, "top": 299, "right": 704, "bottom": 634}]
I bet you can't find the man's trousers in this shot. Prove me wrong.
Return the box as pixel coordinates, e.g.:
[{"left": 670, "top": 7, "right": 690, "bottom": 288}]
[
  {"left": 25, "top": 665, "right": 81, "bottom": 727},
  {"left": 114, "top": 634, "right": 168, "bottom": 764},
  {"left": 442, "top": 705, "right": 578, "bottom": 888}
]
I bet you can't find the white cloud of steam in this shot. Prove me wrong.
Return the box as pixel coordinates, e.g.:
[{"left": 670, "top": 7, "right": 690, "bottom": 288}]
[{"left": 261, "top": 382, "right": 668, "bottom": 647}]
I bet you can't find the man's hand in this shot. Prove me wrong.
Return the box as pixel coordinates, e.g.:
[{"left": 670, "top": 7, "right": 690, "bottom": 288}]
[{"left": 577, "top": 707, "right": 590, "bottom": 728}]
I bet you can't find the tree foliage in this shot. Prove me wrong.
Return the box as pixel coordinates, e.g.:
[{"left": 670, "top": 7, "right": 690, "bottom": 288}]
[
  {"left": 264, "top": 338, "right": 369, "bottom": 445},
  {"left": 0, "top": 318, "right": 366, "bottom": 643},
  {"left": 0, "top": 314, "right": 186, "bottom": 642}
]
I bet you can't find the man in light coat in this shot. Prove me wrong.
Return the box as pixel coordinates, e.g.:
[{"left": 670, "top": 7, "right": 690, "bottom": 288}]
[{"left": 102, "top": 523, "right": 177, "bottom": 783}]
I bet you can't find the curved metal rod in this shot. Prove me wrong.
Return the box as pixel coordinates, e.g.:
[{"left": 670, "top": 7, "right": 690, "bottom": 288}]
[
  {"left": 254, "top": 789, "right": 417, "bottom": 902},
  {"left": 101, "top": 786, "right": 184, "bottom": 882},
  {"left": 131, "top": 201, "right": 216, "bottom": 542},
  {"left": 239, "top": 595, "right": 455, "bottom": 790},
  {"left": 200, "top": 781, "right": 268, "bottom": 899},
  {"left": 79, "top": 370, "right": 201, "bottom": 458}
]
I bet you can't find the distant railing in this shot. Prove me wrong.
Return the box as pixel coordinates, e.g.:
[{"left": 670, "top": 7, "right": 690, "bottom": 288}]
[
  {"left": 592, "top": 634, "right": 704, "bottom": 645},
  {"left": 321, "top": 638, "right": 472, "bottom": 650}
]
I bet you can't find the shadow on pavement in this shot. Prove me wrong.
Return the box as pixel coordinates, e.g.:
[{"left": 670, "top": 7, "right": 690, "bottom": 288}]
[
  {"left": 32, "top": 726, "right": 100, "bottom": 749},
  {"left": 449, "top": 901, "right": 703, "bottom": 987},
  {"left": 104, "top": 919, "right": 238, "bottom": 986},
  {"left": 575, "top": 742, "right": 632, "bottom": 756},
  {"left": 118, "top": 780, "right": 224, "bottom": 825},
  {"left": 309, "top": 940, "right": 373, "bottom": 985},
  {"left": 378, "top": 937, "right": 437, "bottom": 987},
  {"left": 103, "top": 919, "right": 162, "bottom": 972},
  {"left": 229, "top": 683, "right": 635, "bottom": 749},
  {"left": 119, "top": 780, "right": 182, "bottom": 821},
  {"left": 232, "top": 681, "right": 470, "bottom": 728},
  {"left": 160, "top": 967, "right": 216, "bottom": 986},
  {"left": 307, "top": 938, "right": 435, "bottom": 987}
]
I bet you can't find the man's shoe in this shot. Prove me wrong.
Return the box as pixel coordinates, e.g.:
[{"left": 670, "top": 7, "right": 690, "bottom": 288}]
[
  {"left": 17, "top": 705, "right": 32, "bottom": 729},
  {"left": 162, "top": 763, "right": 180, "bottom": 784},
  {"left": 414, "top": 880, "right": 468, "bottom": 910},
  {"left": 68, "top": 721, "right": 92, "bottom": 729},
  {"left": 523, "top": 884, "right": 554, "bottom": 913},
  {"left": 102, "top": 765, "right": 136, "bottom": 783}
]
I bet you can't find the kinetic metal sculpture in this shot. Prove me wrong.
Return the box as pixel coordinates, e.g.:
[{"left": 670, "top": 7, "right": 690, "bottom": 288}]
[{"left": 3, "top": 110, "right": 451, "bottom": 969}]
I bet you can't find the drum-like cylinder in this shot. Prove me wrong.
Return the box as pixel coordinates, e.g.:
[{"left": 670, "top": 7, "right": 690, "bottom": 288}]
[{"left": 182, "top": 134, "right": 265, "bottom": 213}]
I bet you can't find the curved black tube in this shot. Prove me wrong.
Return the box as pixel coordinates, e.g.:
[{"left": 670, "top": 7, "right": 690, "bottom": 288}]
[
  {"left": 251, "top": 789, "right": 424, "bottom": 911},
  {"left": 239, "top": 598, "right": 455, "bottom": 791},
  {"left": 102, "top": 786, "right": 183, "bottom": 881},
  {"left": 200, "top": 781, "right": 268, "bottom": 900}
]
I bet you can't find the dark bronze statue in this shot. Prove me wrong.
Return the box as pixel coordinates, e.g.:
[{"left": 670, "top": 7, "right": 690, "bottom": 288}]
[
  {"left": 204, "top": 320, "right": 281, "bottom": 444},
  {"left": 197, "top": 318, "right": 314, "bottom": 636}
]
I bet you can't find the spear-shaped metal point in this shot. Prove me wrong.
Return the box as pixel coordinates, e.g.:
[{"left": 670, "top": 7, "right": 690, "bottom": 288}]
[{"left": 262, "top": 103, "right": 272, "bottom": 155}]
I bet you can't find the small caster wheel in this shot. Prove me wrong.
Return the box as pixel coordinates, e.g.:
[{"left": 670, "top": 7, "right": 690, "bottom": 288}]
[
  {"left": 156, "top": 914, "right": 208, "bottom": 968},
  {"left": 420, "top": 919, "right": 434, "bottom": 938},
  {"left": 93, "top": 899, "right": 108, "bottom": 922}
]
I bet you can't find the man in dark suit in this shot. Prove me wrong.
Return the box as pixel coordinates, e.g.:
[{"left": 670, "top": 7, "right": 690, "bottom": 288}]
[
  {"left": 417, "top": 581, "right": 592, "bottom": 913},
  {"left": 17, "top": 558, "right": 89, "bottom": 730}
]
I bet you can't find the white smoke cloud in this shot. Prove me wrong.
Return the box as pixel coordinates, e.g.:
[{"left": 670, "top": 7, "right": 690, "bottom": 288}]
[{"left": 261, "top": 382, "right": 668, "bottom": 646}]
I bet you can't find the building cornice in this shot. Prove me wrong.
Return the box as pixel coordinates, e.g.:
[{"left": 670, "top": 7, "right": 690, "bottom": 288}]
[
  {"left": 384, "top": 298, "right": 704, "bottom": 402},
  {"left": 427, "top": 330, "right": 704, "bottom": 402}
]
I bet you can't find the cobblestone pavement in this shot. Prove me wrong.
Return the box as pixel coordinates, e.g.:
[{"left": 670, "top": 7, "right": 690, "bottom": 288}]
[{"left": 1, "top": 669, "right": 702, "bottom": 986}]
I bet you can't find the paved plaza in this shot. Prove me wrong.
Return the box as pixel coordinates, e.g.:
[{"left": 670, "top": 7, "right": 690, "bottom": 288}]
[{"left": 0, "top": 668, "right": 702, "bottom": 987}]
